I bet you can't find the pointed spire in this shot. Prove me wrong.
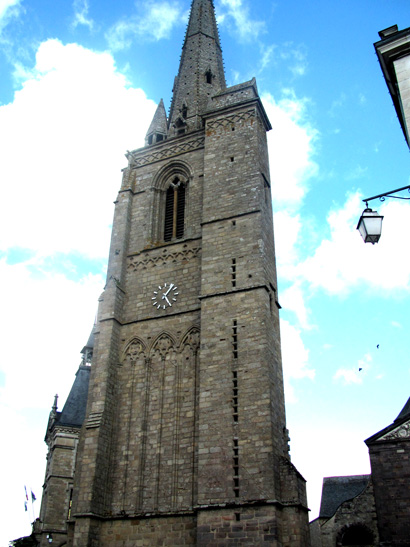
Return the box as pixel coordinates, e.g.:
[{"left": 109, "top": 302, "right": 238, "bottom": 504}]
[
  {"left": 52, "top": 394, "right": 58, "bottom": 416},
  {"left": 168, "top": 0, "right": 226, "bottom": 136},
  {"left": 145, "top": 99, "right": 168, "bottom": 146}
]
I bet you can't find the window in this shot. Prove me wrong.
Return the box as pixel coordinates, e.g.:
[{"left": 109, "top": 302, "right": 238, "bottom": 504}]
[
  {"left": 164, "top": 179, "right": 186, "bottom": 241},
  {"left": 174, "top": 117, "right": 186, "bottom": 136},
  {"left": 205, "top": 69, "right": 213, "bottom": 84}
]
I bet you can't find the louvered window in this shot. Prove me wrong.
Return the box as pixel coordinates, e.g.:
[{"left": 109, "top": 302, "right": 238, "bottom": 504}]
[{"left": 164, "top": 180, "right": 186, "bottom": 241}]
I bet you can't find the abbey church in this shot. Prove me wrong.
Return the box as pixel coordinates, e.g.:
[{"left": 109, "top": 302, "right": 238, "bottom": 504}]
[{"left": 31, "top": 0, "right": 311, "bottom": 545}]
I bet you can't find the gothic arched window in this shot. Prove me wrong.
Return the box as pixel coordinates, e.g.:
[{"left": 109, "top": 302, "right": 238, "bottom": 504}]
[{"left": 164, "top": 178, "right": 186, "bottom": 241}]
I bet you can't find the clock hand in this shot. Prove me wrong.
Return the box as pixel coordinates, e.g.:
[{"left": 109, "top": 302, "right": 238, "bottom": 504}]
[
  {"left": 163, "top": 283, "right": 174, "bottom": 297},
  {"left": 161, "top": 294, "right": 171, "bottom": 306}
]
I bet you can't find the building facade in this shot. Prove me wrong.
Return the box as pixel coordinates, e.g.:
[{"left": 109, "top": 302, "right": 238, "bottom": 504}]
[
  {"left": 34, "top": 1, "right": 310, "bottom": 545},
  {"left": 310, "top": 397, "right": 410, "bottom": 547},
  {"left": 374, "top": 24, "right": 410, "bottom": 148}
]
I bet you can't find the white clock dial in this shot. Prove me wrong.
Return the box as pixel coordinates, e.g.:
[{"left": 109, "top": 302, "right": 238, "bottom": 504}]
[{"left": 152, "top": 282, "right": 179, "bottom": 309}]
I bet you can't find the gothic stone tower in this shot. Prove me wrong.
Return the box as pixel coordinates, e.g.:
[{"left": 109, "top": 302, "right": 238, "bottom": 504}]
[{"left": 64, "top": 0, "right": 310, "bottom": 544}]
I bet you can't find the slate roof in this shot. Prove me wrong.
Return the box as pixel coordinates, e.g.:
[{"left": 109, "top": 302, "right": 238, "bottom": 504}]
[
  {"left": 55, "top": 365, "right": 91, "bottom": 427},
  {"left": 395, "top": 396, "right": 410, "bottom": 422},
  {"left": 319, "top": 475, "right": 370, "bottom": 518}
]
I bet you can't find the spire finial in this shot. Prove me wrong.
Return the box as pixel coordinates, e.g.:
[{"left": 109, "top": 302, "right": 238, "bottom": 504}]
[{"left": 52, "top": 394, "right": 58, "bottom": 414}]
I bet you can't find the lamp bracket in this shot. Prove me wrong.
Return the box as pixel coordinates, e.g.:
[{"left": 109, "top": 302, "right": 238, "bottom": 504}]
[{"left": 363, "top": 185, "right": 410, "bottom": 207}]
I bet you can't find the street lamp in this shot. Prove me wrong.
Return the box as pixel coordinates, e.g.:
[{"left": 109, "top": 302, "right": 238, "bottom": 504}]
[{"left": 357, "top": 185, "right": 410, "bottom": 243}]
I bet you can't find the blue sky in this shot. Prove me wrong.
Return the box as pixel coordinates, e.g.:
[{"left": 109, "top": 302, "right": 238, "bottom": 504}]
[{"left": 1, "top": 0, "right": 410, "bottom": 543}]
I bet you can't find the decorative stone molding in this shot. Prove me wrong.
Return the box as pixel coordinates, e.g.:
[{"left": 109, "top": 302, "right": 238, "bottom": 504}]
[
  {"left": 122, "top": 327, "right": 200, "bottom": 365},
  {"left": 152, "top": 333, "right": 174, "bottom": 358},
  {"left": 206, "top": 109, "right": 255, "bottom": 131},
  {"left": 379, "top": 420, "right": 410, "bottom": 441},
  {"left": 123, "top": 338, "right": 146, "bottom": 365},
  {"left": 127, "top": 246, "right": 200, "bottom": 271},
  {"left": 128, "top": 137, "right": 205, "bottom": 168}
]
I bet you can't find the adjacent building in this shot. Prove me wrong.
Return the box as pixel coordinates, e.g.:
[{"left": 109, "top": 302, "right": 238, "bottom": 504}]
[
  {"left": 374, "top": 24, "right": 410, "bottom": 148},
  {"left": 310, "top": 398, "right": 410, "bottom": 546}
]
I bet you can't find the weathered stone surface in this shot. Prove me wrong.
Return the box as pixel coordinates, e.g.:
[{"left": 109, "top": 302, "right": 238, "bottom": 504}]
[{"left": 35, "top": 1, "right": 310, "bottom": 545}]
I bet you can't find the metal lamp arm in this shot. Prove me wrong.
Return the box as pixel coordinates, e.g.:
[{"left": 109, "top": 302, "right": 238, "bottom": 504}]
[{"left": 363, "top": 185, "right": 410, "bottom": 207}]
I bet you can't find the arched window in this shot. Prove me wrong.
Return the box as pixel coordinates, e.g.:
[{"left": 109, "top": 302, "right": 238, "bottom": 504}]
[{"left": 164, "top": 178, "right": 186, "bottom": 241}]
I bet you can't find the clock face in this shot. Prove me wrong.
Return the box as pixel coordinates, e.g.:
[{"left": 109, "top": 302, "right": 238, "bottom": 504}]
[{"left": 152, "top": 282, "right": 179, "bottom": 310}]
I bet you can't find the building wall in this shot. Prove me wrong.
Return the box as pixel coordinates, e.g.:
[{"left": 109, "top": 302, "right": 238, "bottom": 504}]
[
  {"left": 369, "top": 438, "right": 410, "bottom": 546},
  {"left": 36, "top": 427, "right": 79, "bottom": 547},
  {"left": 312, "top": 481, "right": 378, "bottom": 547},
  {"left": 67, "top": 81, "right": 310, "bottom": 545}
]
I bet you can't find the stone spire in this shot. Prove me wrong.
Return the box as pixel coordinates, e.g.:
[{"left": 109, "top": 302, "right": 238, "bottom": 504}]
[
  {"left": 145, "top": 98, "right": 168, "bottom": 146},
  {"left": 167, "top": 0, "right": 226, "bottom": 136}
]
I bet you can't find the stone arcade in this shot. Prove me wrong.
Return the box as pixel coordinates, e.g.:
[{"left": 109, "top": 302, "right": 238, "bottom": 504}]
[{"left": 34, "top": 1, "right": 310, "bottom": 545}]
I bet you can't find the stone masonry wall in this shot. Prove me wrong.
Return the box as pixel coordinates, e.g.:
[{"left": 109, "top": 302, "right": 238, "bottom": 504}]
[
  {"left": 369, "top": 437, "right": 410, "bottom": 546},
  {"left": 317, "top": 480, "right": 378, "bottom": 547}
]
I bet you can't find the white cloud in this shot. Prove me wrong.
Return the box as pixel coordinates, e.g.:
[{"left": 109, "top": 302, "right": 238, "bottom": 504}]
[
  {"left": 334, "top": 353, "right": 372, "bottom": 385},
  {"left": 329, "top": 92, "right": 347, "bottom": 117},
  {"left": 281, "top": 319, "right": 315, "bottom": 403},
  {"left": 106, "top": 2, "right": 183, "bottom": 50},
  {"left": 0, "top": 0, "right": 21, "bottom": 33},
  {"left": 0, "top": 39, "right": 158, "bottom": 545},
  {"left": 72, "top": 0, "right": 94, "bottom": 30},
  {"left": 217, "top": 0, "right": 265, "bottom": 42},
  {"left": 0, "top": 257, "right": 103, "bottom": 544},
  {"left": 263, "top": 90, "right": 319, "bottom": 210},
  {"left": 258, "top": 43, "right": 276, "bottom": 73},
  {"left": 0, "top": 39, "right": 156, "bottom": 257},
  {"left": 346, "top": 164, "right": 368, "bottom": 180},
  {"left": 0, "top": 258, "right": 104, "bottom": 409},
  {"left": 279, "top": 42, "right": 308, "bottom": 78},
  {"left": 280, "top": 282, "right": 312, "bottom": 329},
  {"left": 358, "top": 93, "right": 366, "bottom": 105},
  {"left": 273, "top": 210, "right": 301, "bottom": 276},
  {"left": 298, "top": 194, "right": 410, "bottom": 294}
]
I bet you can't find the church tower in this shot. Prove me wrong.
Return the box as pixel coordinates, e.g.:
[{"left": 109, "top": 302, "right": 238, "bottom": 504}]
[{"left": 38, "top": 0, "right": 310, "bottom": 544}]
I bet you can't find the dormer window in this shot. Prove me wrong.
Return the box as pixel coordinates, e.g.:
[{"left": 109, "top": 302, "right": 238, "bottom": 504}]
[
  {"left": 174, "top": 117, "right": 186, "bottom": 136},
  {"left": 147, "top": 133, "right": 165, "bottom": 145}
]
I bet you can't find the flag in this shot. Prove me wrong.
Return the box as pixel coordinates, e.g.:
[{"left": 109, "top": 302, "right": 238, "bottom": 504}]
[
  {"left": 24, "top": 501, "right": 27, "bottom": 512},
  {"left": 31, "top": 490, "right": 36, "bottom": 502},
  {"left": 24, "top": 485, "right": 29, "bottom": 501}
]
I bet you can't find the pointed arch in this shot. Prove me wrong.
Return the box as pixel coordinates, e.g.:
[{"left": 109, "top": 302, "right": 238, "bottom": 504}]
[
  {"left": 151, "top": 161, "right": 193, "bottom": 243},
  {"left": 180, "top": 326, "right": 200, "bottom": 352},
  {"left": 150, "top": 331, "right": 176, "bottom": 358},
  {"left": 122, "top": 337, "right": 146, "bottom": 365}
]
